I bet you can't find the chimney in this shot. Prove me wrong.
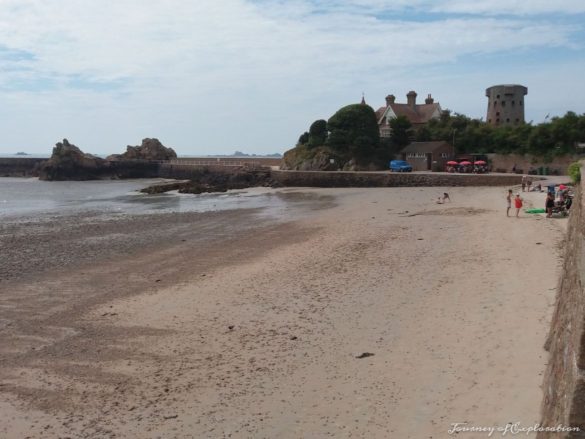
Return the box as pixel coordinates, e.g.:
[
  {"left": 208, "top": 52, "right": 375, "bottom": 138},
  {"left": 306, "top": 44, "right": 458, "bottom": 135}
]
[
  {"left": 385, "top": 94, "right": 395, "bottom": 106},
  {"left": 425, "top": 94, "right": 434, "bottom": 104},
  {"left": 407, "top": 91, "right": 417, "bottom": 109}
]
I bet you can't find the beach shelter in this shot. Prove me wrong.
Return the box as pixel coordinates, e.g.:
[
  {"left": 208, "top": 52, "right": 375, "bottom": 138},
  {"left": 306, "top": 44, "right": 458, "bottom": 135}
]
[{"left": 401, "top": 141, "right": 455, "bottom": 171}]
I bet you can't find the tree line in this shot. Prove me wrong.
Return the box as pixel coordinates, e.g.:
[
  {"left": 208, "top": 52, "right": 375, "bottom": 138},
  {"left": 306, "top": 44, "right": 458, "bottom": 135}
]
[
  {"left": 416, "top": 110, "right": 585, "bottom": 159},
  {"left": 293, "top": 105, "right": 585, "bottom": 169}
]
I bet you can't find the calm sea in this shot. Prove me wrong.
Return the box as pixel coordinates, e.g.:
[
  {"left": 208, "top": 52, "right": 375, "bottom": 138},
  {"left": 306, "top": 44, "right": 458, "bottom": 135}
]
[{"left": 0, "top": 178, "right": 293, "bottom": 221}]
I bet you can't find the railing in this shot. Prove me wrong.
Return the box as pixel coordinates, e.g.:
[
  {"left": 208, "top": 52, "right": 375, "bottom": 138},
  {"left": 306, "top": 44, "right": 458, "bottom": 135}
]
[
  {"left": 101, "top": 158, "right": 272, "bottom": 170},
  {"left": 166, "top": 159, "right": 262, "bottom": 167}
]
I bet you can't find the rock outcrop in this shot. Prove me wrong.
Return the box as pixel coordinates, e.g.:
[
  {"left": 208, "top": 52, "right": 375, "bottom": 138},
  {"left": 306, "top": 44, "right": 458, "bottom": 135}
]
[
  {"left": 280, "top": 145, "right": 382, "bottom": 171},
  {"left": 107, "top": 138, "right": 177, "bottom": 161},
  {"left": 281, "top": 146, "right": 340, "bottom": 171},
  {"left": 39, "top": 139, "right": 108, "bottom": 180},
  {"left": 39, "top": 139, "right": 160, "bottom": 181}
]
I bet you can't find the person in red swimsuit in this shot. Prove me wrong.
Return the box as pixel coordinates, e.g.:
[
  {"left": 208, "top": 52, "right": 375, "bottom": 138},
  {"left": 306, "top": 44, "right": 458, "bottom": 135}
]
[{"left": 514, "top": 193, "right": 523, "bottom": 218}]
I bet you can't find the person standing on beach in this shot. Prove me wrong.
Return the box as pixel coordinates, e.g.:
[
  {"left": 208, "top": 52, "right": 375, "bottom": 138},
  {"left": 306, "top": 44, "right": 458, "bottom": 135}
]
[
  {"left": 514, "top": 193, "right": 523, "bottom": 218},
  {"left": 521, "top": 175, "right": 527, "bottom": 192},
  {"left": 546, "top": 192, "right": 555, "bottom": 218},
  {"left": 506, "top": 189, "right": 513, "bottom": 217}
]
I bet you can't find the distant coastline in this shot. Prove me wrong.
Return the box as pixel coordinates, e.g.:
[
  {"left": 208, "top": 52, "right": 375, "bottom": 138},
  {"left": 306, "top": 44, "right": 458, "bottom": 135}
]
[{"left": 0, "top": 153, "right": 281, "bottom": 159}]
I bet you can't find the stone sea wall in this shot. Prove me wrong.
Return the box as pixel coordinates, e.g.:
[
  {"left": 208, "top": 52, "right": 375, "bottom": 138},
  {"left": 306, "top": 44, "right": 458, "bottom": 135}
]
[
  {"left": 270, "top": 170, "right": 525, "bottom": 187},
  {"left": 39, "top": 159, "right": 159, "bottom": 181},
  {"left": 2, "top": 157, "right": 528, "bottom": 187},
  {"left": 539, "top": 163, "right": 585, "bottom": 438},
  {"left": 0, "top": 158, "right": 47, "bottom": 177}
]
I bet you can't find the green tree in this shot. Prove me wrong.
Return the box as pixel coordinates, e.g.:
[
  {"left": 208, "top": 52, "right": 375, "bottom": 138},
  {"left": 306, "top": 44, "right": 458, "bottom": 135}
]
[
  {"left": 297, "top": 131, "right": 309, "bottom": 146},
  {"left": 415, "top": 126, "right": 432, "bottom": 142},
  {"left": 308, "top": 119, "right": 328, "bottom": 148},
  {"left": 568, "top": 161, "right": 581, "bottom": 183},
  {"left": 326, "top": 104, "right": 380, "bottom": 159},
  {"left": 389, "top": 116, "right": 413, "bottom": 148}
]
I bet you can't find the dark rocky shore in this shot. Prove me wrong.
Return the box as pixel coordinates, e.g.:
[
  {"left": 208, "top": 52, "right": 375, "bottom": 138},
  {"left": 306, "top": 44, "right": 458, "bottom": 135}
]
[
  {"left": 141, "top": 167, "right": 279, "bottom": 194},
  {"left": 0, "top": 209, "right": 265, "bottom": 284}
]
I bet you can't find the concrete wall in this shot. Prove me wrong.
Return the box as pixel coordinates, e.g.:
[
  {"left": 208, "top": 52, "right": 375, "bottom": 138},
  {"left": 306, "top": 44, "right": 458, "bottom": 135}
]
[
  {"left": 271, "top": 170, "right": 524, "bottom": 187},
  {"left": 1, "top": 157, "right": 527, "bottom": 188},
  {"left": 488, "top": 153, "right": 578, "bottom": 175},
  {"left": 539, "top": 163, "right": 585, "bottom": 438}
]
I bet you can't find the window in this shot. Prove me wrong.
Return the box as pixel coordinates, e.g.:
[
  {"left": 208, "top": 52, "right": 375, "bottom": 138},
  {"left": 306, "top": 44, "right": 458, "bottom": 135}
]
[
  {"left": 494, "top": 101, "right": 497, "bottom": 107},
  {"left": 497, "top": 94, "right": 500, "bottom": 99},
  {"left": 501, "top": 101, "right": 506, "bottom": 107},
  {"left": 512, "top": 100, "right": 515, "bottom": 107},
  {"left": 496, "top": 112, "right": 500, "bottom": 116},
  {"left": 441, "top": 152, "right": 449, "bottom": 158},
  {"left": 506, "top": 118, "right": 510, "bottom": 123},
  {"left": 488, "top": 119, "right": 491, "bottom": 123},
  {"left": 519, "top": 101, "right": 523, "bottom": 106},
  {"left": 496, "top": 118, "right": 500, "bottom": 124},
  {"left": 515, "top": 118, "right": 520, "bottom": 123}
]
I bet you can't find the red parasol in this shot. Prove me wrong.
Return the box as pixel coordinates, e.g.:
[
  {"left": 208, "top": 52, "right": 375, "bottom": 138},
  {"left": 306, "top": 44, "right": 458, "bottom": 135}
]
[
  {"left": 474, "top": 160, "right": 486, "bottom": 165},
  {"left": 459, "top": 161, "right": 472, "bottom": 165},
  {"left": 446, "top": 161, "right": 458, "bottom": 165}
]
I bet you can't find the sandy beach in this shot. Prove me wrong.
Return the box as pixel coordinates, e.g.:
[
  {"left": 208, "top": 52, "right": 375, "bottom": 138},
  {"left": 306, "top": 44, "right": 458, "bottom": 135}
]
[{"left": 0, "top": 185, "right": 567, "bottom": 438}]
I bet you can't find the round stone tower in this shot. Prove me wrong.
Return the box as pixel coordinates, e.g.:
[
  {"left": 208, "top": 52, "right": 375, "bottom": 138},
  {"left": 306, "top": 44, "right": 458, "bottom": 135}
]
[{"left": 485, "top": 84, "right": 527, "bottom": 127}]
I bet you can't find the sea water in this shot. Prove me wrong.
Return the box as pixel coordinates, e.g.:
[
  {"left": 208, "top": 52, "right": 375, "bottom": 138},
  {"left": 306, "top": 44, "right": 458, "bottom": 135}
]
[{"left": 0, "top": 178, "right": 298, "bottom": 221}]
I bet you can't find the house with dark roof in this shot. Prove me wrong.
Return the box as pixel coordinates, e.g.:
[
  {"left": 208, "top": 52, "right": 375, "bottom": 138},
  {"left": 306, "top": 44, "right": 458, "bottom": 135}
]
[
  {"left": 401, "top": 141, "right": 454, "bottom": 171},
  {"left": 375, "top": 91, "right": 442, "bottom": 138}
]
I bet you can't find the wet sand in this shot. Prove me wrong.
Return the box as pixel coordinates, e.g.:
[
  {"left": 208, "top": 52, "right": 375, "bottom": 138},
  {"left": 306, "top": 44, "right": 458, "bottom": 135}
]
[{"left": 0, "top": 186, "right": 566, "bottom": 438}]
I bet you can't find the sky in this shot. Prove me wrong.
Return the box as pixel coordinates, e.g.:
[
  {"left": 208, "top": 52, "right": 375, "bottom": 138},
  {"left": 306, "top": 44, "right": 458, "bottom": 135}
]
[{"left": 0, "top": 0, "right": 584, "bottom": 156}]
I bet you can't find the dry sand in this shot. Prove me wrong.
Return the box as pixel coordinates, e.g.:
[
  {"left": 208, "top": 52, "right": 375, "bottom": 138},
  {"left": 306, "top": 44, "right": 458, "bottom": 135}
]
[{"left": 0, "top": 185, "right": 567, "bottom": 438}]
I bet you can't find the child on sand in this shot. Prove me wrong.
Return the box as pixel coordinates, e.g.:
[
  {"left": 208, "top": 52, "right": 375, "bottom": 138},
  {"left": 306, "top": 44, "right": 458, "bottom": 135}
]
[
  {"left": 514, "top": 193, "right": 523, "bottom": 218},
  {"left": 435, "top": 193, "right": 450, "bottom": 204}
]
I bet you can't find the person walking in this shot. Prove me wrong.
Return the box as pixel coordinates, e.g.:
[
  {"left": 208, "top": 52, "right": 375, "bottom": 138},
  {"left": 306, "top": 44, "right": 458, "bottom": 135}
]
[
  {"left": 514, "top": 193, "right": 523, "bottom": 218},
  {"left": 506, "top": 189, "right": 513, "bottom": 217}
]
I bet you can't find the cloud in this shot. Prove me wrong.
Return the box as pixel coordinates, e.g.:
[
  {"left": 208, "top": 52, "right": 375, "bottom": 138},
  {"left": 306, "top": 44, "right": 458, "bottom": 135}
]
[
  {"left": 0, "top": 0, "right": 577, "bottom": 87},
  {"left": 283, "top": 0, "right": 585, "bottom": 15},
  {"left": 426, "top": 0, "right": 585, "bottom": 16},
  {"left": 0, "top": 0, "right": 583, "bottom": 154}
]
